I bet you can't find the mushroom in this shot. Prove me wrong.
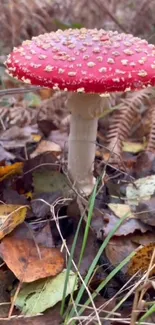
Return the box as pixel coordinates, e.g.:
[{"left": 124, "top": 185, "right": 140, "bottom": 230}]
[{"left": 5, "top": 28, "right": 155, "bottom": 195}]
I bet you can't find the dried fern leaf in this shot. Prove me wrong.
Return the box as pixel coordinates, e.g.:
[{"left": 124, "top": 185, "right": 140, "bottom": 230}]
[
  {"left": 107, "top": 88, "right": 155, "bottom": 156},
  {"left": 146, "top": 104, "right": 155, "bottom": 152}
]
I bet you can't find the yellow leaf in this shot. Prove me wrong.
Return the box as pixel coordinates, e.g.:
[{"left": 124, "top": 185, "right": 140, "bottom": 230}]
[
  {"left": 108, "top": 203, "right": 135, "bottom": 219},
  {"left": 0, "top": 162, "right": 23, "bottom": 181},
  {"left": 128, "top": 244, "right": 155, "bottom": 276},
  {"left": 122, "top": 141, "right": 146, "bottom": 153},
  {"left": 31, "top": 134, "right": 42, "bottom": 143},
  {"left": 0, "top": 205, "right": 27, "bottom": 240}
]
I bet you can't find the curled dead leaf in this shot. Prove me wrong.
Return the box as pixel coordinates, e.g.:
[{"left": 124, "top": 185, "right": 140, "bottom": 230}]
[
  {"left": 30, "top": 140, "right": 61, "bottom": 158},
  {"left": 0, "top": 205, "right": 27, "bottom": 240},
  {"left": 0, "top": 236, "right": 64, "bottom": 282}
]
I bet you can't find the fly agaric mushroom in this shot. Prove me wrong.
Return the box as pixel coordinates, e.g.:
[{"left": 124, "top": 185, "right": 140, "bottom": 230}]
[{"left": 5, "top": 28, "right": 155, "bottom": 195}]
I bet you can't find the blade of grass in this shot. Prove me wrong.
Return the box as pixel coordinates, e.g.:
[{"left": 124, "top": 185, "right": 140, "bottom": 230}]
[
  {"left": 77, "top": 250, "right": 136, "bottom": 318},
  {"left": 60, "top": 214, "right": 83, "bottom": 315},
  {"left": 68, "top": 210, "right": 131, "bottom": 319},
  {"left": 78, "top": 181, "right": 98, "bottom": 267},
  {"left": 138, "top": 303, "right": 155, "bottom": 324},
  {"left": 62, "top": 181, "right": 98, "bottom": 318}
]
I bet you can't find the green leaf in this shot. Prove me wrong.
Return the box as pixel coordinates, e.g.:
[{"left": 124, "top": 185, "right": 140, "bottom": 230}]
[
  {"left": 127, "top": 175, "right": 155, "bottom": 205},
  {"left": 24, "top": 92, "right": 41, "bottom": 107},
  {"left": 15, "top": 270, "right": 77, "bottom": 316},
  {"left": 33, "top": 170, "right": 72, "bottom": 196}
]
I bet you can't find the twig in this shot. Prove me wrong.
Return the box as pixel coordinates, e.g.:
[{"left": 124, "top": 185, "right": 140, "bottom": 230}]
[{"left": 0, "top": 86, "right": 42, "bottom": 97}]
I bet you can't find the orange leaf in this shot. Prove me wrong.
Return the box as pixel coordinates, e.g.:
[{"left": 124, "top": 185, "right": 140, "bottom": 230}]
[
  {"left": 0, "top": 236, "right": 64, "bottom": 282},
  {"left": 0, "top": 162, "right": 23, "bottom": 181},
  {"left": 0, "top": 205, "right": 27, "bottom": 240},
  {"left": 128, "top": 243, "right": 155, "bottom": 276}
]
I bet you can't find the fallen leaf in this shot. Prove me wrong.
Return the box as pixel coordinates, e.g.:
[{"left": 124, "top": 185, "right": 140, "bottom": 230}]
[
  {"left": 31, "top": 134, "right": 42, "bottom": 143},
  {"left": 0, "top": 205, "right": 27, "bottom": 240},
  {"left": 105, "top": 237, "right": 137, "bottom": 274},
  {"left": 131, "top": 232, "right": 155, "bottom": 246},
  {"left": 0, "top": 144, "right": 15, "bottom": 161},
  {"left": 24, "top": 92, "right": 41, "bottom": 108},
  {"left": 48, "top": 129, "right": 68, "bottom": 151},
  {"left": 0, "top": 126, "right": 40, "bottom": 149},
  {"left": 30, "top": 140, "right": 61, "bottom": 158},
  {"left": 15, "top": 270, "right": 77, "bottom": 315},
  {"left": 31, "top": 191, "right": 62, "bottom": 219},
  {"left": 0, "top": 306, "right": 62, "bottom": 324},
  {"left": 128, "top": 243, "right": 155, "bottom": 276},
  {"left": 38, "top": 120, "right": 58, "bottom": 137},
  {"left": 39, "top": 88, "right": 54, "bottom": 99},
  {"left": 0, "top": 236, "right": 64, "bottom": 282},
  {"left": 122, "top": 141, "right": 146, "bottom": 153},
  {"left": 132, "top": 197, "right": 155, "bottom": 226},
  {"left": 7, "top": 222, "right": 55, "bottom": 250},
  {"left": 0, "top": 270, "right": 15, "bottom": 317},
  {"left": 92, "top": 211, "right": 151, "bottom": 238},
  {"left": 131, "top": 151, "right": 155, "bottom": 179},
  {"left": 108, "top": 203, "right": 135, "bottom": 219},
  {"left": 33, "top": 170, "right": 72, "bottom": 197},
  {"left": 0, "top": 162, "right": 23, "bottom": 181},
  {"left": 127, "top": 175, "right": 155, "bottom": 205},
  {"left": 24, "top": 152, "right": 59, "bottom": 175}
]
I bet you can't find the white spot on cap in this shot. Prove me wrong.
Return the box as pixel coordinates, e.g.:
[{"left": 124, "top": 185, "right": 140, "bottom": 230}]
[
  {"left": 115, "top": 69, "right": 125, "bottom": 74},
  {"left": 130, "top": 62, "right": 136, "bottom": 67},
  {"left": 39, "top": 55, "right": 47, "bottom": 60},
  {"left": 87, "top": 62, "right": 96, "bottom": 67},
  {"left": 68, "top": 71, "right": 77, "bottom": 76},
  {"left": 107, "top": 58, "right": 115, "bottom": 64},
  {"left": 112, "top": 51, "right": 120, "bottom": 56},
  {"left": 77, "top": 87, "right": 85, "bottom": 93},
  {"left": 58, "top": 68, "right": 65, "bottom": 74},
  {"left": 21, "top": 77, "right": 31, "bottom": 84},
  {"left": 96, "top": 56, "right": 103, "bottom": 62},
  {"left": 123, "top": 49, "right": 134, "bottom": 55},
  {"left": 93, "top": 47, "right": 100, "bottom": 53},
  {"left": 44, "top": 65, "right": 54, "bottom": 72},
  {"left": 99, "top": 67, "right": 107, "bottom": 73},
  {"left": 121, "top": 59, "right": 128, "bottom": 65},
  {"left": 138, "top": 70, "right": 148, "bottom": 77}
]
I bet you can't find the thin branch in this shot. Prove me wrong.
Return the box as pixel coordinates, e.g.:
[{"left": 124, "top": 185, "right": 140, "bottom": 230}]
[{"left": 0, "top": 86, "right": 42, "bottom": 97}]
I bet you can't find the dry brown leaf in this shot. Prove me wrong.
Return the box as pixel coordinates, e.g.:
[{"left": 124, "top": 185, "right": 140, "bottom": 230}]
[
  {"left": 131, "top": 232, "right": 155, "bottom": 246},
  {"left": 0, "top": 162, "right": 23, "bottom": 181},
  {"left": 92, "top": 211, "right": 151, "bottom": 238},
  {"left": 39, "top": 88, "right": 55, "bottom": 99},
  {"left": 30, "top": 140, "right": 61, "bottom": 158},
  {"left": 105, "top": 237, "right": 137, "bottom": 274},
  {"left": 0, "top": 205, "right": 27, "bottom": 240},
  {"left": 0, "top": 236, "right": 64, "bottom": 282},
  {"left": 128, "top": 243, "right": 155, "bottom": 276}
]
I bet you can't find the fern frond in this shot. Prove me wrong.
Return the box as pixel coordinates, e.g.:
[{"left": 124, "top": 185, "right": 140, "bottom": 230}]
[
  {"left": 146, "top": 104, "right": 155, "bottom": 152},
  {"left": 107, "top": 88, "right": 155, "bottom": 156}
]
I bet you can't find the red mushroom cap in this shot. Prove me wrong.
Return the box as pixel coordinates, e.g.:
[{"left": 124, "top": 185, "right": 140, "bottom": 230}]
[{"left": 5, "top": 28, "right": 155, "bottom": 93}]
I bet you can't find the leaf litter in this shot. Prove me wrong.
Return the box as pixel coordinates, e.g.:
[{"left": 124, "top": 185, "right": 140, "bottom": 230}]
[{"left": 1, "top": 21, "right": 155, "bottom": 324}]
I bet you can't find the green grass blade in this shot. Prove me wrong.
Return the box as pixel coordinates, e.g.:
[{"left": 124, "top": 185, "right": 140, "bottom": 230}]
[
  {"left": 138, "top": 302, "right": 155, "bottom": 324},
  {"left": 68, "top": 210, "right": 130, "bottom": 319},
  {"left": 78, "top": 250, "right": 135, "bottom": 316},
  {"left": 60, "top": 214, "right": 83, "bottom": 316},
  {"left": 78, "top": 182, "right": 98, "bottom": 267}
]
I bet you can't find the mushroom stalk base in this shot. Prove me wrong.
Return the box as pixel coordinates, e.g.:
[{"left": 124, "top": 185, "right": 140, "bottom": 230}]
[{"left": 68, "top": 93, "right": 106, "bottom": 195}]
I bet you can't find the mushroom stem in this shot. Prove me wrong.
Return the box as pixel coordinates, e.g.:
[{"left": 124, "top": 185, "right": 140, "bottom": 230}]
[{"left": 67, "top": 92, "right": 107, "bottom": 195}]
